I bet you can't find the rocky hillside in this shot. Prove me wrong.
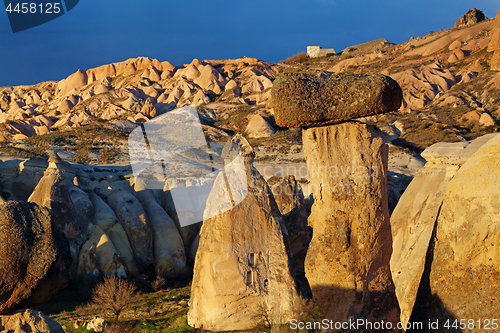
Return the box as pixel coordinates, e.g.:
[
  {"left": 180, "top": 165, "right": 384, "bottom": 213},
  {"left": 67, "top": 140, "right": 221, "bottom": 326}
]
[{"left": 1, "top": 10, "right": 499, "bottom": 165}]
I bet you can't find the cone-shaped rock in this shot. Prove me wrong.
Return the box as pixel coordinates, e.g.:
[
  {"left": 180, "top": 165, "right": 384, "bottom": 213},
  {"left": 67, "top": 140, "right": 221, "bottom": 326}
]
[
  {"left": 271, "top": 72, "right": 403, "bottom": 127},
  {"left": 0, "top": 201, "right": 71, "bottom": 314},
  {"left": 188, "top": 136, "right": 299, "bottom": 331},
  {"left": 303, "top": 122, "right": 399, "bottom": 325}
]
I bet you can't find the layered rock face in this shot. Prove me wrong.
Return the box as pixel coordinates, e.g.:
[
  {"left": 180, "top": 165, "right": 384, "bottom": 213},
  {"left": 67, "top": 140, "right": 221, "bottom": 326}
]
[
  {"left": 390, "top": 133, "right": 500, "bottom": 330},
  {"left": 303, "top": 123, "right": 399, "bottom": 325},
  {"left": 271, "top": 72, "right": 402, "bottom": 127},
  {"left": 188, "top": 138, "right": 299, "bottom": 331},
  {"left": 0, "top": 201, "right": 71, "bottom": 314}
]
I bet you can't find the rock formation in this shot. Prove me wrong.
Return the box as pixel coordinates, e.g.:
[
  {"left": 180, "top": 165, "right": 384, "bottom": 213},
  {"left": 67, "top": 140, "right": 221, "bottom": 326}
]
[
  {"left": 28, "top": 152, "right": 87, "bottom": 271},
  {"left": 89, "top": 193, "right": 139, "bottom": 276},
  {"left": 271, "top": 72, "right": 402, "bottom": 127},
  {"left": 267, "top": 176, "right": 310, "bottom": 273},
  {"left": 245, "top": 114, "right": 275, "bottom": 138},
  {"left": 303, "top": 123, "right": 399, "bottom": 325},
  {"left": 0, "top": 309, "right": 65, "bottom": 333},
  {"left": 272, "top": 72, "right": 402, "bottom": 326},
  {"left": 454, "top": 8, "right": 487, "bottom": 28},
  {"left": 107, "top": 189, "right": 153, "bottom": 269},
  {"left": 0, "top": 201, "right": 71, "bottom": 314},
  {"left": 489, "top": 9, "right": 500, "bottom": 71},
  {"left": 134, "top": 189, "right": 187, "bottom": 278},
  {"left": 188, "top": 136, "right": 299, "bottom": 331},
  {"left": 390, "top": 133, "right": 500, "bottom": 328}
]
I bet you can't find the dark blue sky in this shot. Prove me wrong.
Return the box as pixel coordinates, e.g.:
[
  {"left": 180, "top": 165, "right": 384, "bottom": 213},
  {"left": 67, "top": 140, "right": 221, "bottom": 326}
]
[{"left": 0, "top": 0, "right": 498, "bottom": 86}]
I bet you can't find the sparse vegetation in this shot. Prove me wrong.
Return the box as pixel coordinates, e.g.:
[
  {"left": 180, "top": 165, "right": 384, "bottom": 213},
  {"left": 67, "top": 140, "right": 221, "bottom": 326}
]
[
  {"left": 91, "top": 276, "right": 139, "bottom": 321},
  {"left": 281, "top": 51, "right": 309, "bottom": 65}
]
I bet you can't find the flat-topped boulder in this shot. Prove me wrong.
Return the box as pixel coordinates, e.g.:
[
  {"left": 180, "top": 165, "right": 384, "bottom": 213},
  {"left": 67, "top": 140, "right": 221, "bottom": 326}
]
[{"left": 271, "top": 72, "right": 402, "bottom": 127}]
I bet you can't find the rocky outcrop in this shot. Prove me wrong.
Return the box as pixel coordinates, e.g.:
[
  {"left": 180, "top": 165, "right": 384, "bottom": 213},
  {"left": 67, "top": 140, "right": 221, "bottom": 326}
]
[
  {"left": 0, "top": 201, "right": 71, "bottom": 314},
  {"left": 454, "top": 8, "right": 487, "bottom": 28},
  {"left": 303, "top": 123, "right": 399, "bottom": 326},
  {"left": 271, "top": 72, "right": 402, "bottom": 127},
  {"left": 188, "top": 136, "right": 299, "bottom": 331},
  {"left": 489, "top": 9, "right": 500, "bottom": 71},
  {"left": 390, "top": 133, "right": 500, "bottom": 328},
  {"left": 27, "top": 159, "right": 86, "bottom": 243},
  {"left": 0, "top": 309, "right": 65, "bottom": 333},
  {"left": 427, "top": 134, "right": 500, "bottom": 327}
]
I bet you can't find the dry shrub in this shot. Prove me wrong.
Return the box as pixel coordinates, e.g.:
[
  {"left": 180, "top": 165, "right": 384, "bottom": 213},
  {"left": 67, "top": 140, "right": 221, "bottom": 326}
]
[
  {"left": 281, "top": 52, "right": 309, "bottom": 65},
  {"left": 91, "top": 276, "right": 139, "bottom": 320}
]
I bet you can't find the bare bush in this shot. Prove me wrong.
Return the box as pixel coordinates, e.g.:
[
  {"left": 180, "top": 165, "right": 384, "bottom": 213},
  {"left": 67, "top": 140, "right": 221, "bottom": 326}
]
[
  {"left": 91, "top": 275, "right": 139, "bottom": 321},
  {"left": 281, "top": 52, "right": 309, "bottom": 65}
]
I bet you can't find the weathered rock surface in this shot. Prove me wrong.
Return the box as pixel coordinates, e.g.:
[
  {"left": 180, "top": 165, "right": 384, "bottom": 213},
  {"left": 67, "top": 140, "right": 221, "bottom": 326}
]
[
  {"left": 188, "top": 137, "right": 299, "bottom": 331},
  {"left": 390, "top": 141, "right": 470, "bottom": 325},
  {"left": 267, "top": 176, "right": 310, "bottom": 273},
  {"left": 134, "top": 189, "right": 187, "bottom": 277},
  {"left": 489, "top": 9, "right": 500, "bottom": 71},
  {"left": 390, "top": 133, "right": 500, "bottom": 328},
  {"left": 0, "top": 309, "right": 65, "bottom": 333},
  {"left": 454, "top": 8, "right": 487, "bottom": 28},
  {"left": 428, "top": 134, "right": 500, "bottom": 328},
  {"left": 27, "top": 163, "right": 84, "bottom": 242},
  {"left": 244, "top": 114, "right": 275, "bottom": 138},
  {"left": 271, "top": 72, "right": 402, "bottom": 127},
  {"left": 89, "top": 193, "right": 138, "bottom": 276},
  {"left": 303, "top": 122, "right": 399, "bottom": 325},
  {"left": 0, "top": 201, "right": 71, "bottom": 314},
  {"left": 107, "top": 189, "right": 153, "bottom": 269}
]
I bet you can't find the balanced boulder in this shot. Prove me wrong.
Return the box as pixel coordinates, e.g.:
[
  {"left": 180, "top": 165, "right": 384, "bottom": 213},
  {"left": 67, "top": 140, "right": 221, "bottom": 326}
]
[
  {"left": 0, "top": 201, "right": 71, "bottom": 314},
  {"left": 271, "top": 72, "right": 402, "bottom": 127}
]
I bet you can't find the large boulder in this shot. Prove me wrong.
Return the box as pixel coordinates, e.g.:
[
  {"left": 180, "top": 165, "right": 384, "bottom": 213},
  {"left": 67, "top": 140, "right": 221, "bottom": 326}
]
[
  {"left": 0, "top": 201, "right": 71, "bottom": 314},
  {"left": 0, "top": 309, "right": 65, "bottom": 333},
  {"left": 303, "top": 122, "right": 399, "bottom": 325},
  {"left": 188, "top": 137, "right": 299, "bottom": 331},
  {"left": 271, "top": 72, "right": 402, "bottom": 127}
]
